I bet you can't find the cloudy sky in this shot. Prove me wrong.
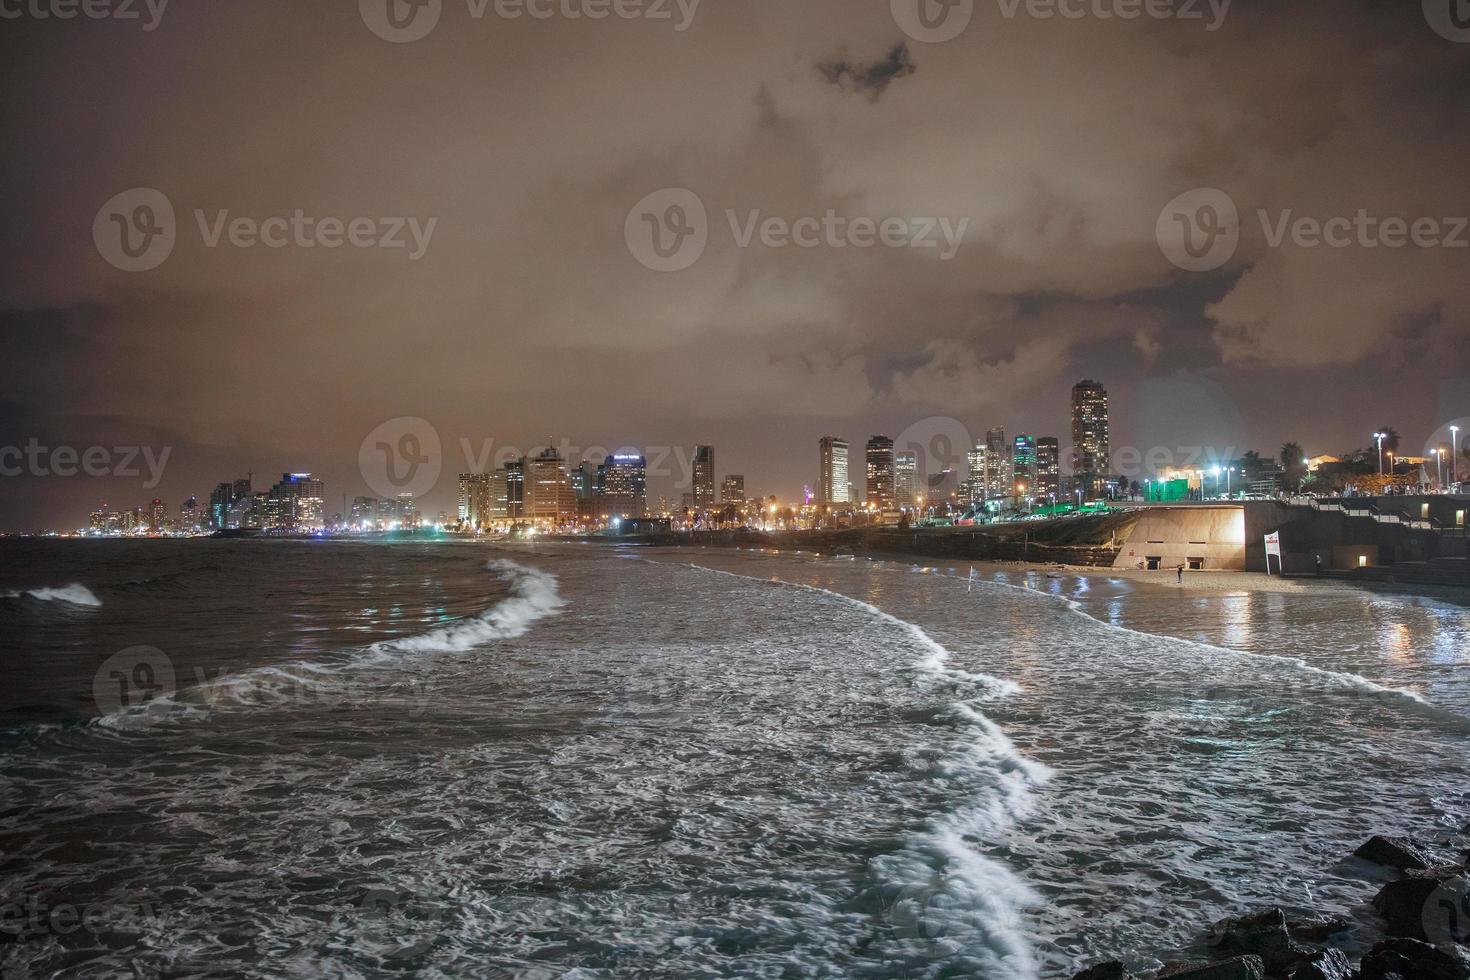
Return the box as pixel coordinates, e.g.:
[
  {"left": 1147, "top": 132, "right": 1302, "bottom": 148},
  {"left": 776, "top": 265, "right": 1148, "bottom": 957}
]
[{"left": 2, "top": 0, "right": 1469, "bottom": 527}]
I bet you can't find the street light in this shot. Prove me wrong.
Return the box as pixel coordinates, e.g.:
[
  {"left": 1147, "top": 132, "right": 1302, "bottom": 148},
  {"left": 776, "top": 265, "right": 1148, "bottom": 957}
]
[
  {"left": 1447, "top": 426, "right": 1461, "bottom": 484},
  {"left": 1211, "top": 466, "right": 1221, "bottom": 499},
  {"left": 1434, "top": 448, "right": 1443, "bottom": 488},
  {"left": 1226, "top": 466, "right": 1235, "bottom": 499},
  {"left": 1374, "top": 432, "right": 1386, "bottom": 475}
]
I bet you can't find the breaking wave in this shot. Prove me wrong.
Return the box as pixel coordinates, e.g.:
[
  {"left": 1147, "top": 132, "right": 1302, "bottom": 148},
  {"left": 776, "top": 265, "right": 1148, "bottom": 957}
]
[{"left": 2, "top": 584, "right": 101, "bottom": 607}]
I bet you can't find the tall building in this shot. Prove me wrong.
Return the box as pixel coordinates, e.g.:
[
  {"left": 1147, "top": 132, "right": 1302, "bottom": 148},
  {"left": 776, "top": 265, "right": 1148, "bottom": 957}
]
[
  {"left": 458, "top": 473, "right": 493, "bottom": 529},
  {"left": 265, "top": 473, "right": 325, "bottom": 532},
  {"left": 1071, "top": 379, "right": 1111, "bottom": 498},
  {"left": 526, "top": 447, "right": 577, "bottom": 526},
  {"left": 894, "top": 452, "right": 918, "bottom": 510},
  {"left": 1036, "top": 437, "right": 1061, "bottom": 500},
  {"left": 692, "top": 446, "right": 716, "bottom": 512},
  {"left": 818, "top": 437, "right": 851, "bottom": 506},
  {"left": 965, "top": 443, "right": 987, "bottom": 505},
  {"left": 1013, "top": 434, "right": 1037, "bottom": 495},
  {"left": 178, "top": 496, "right": 202, "bottom": 533},
  {"left": 984, "top": 428, "right": 1012, "bottom": 500},
  {"left": 721, "top": 474, "right": 745, "bottom": 505},
  {"left": 597, "top": 453, "right": 648, "bottom": 520},
  {"left": 504, "top": 459, "right": 525, "bottom": 520},
  {"left": 866, "top": 435, "right": 896, "bottom": 512},
  {"left": 147, "top": 499, "right": 166, "bottom": 533}
]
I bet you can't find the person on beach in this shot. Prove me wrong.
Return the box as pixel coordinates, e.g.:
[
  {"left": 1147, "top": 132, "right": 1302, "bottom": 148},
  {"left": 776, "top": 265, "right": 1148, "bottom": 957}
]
[{"left": 1176, "top": 563, "right": 1184, "bottom": 583}]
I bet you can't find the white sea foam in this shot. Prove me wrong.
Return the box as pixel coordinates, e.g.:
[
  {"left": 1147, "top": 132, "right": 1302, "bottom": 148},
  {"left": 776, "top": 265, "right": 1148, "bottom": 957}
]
[
  {"left": 673, "top": 559, "right": 1050, "bottom": 980},
  {"left": 373, "top": 559, "right": 566, "bottom": 654},
  {"left": 3, "top": 583, "right": 101, "bottom": 607}
]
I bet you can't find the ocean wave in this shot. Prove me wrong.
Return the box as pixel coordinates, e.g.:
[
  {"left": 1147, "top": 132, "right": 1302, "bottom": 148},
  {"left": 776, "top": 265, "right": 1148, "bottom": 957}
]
[
  {"left": 1, "top": 583, "right": 101, "bottom": 607},
  {"left": 672, "top": 559, "right": 1050, "bottom": 980},
  {"left": 372, "top": 559, "right": 566, "bottom": 654}
]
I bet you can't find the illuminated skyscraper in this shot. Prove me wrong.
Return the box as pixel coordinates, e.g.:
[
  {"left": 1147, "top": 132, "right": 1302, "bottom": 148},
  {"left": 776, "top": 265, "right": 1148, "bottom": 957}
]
[
  {"left": 597, "top": 453, "right": 648, "bottom": 519},
  {"left": 266, "top": 473, "right": 325, "bottom": 532},
  {"left": 894, "top": 452, "right": 917, "bottom": 510},
  {"left": 527, "top": 447, "right": 577, "bottom": 526},
  {"left": 818, "top": 437, "right": 850, "bottom": 506},
  {"left": 1071, "top": 380, "right": 1111, "bottom": 498},
  {"left": 1036, "top": 437, "right": 1061, "bottom": 499},
  {"left": 458, "top": 473, "right": 493, "bottom": 529},
  {"left": 984, "top": 428, "right": 1012, "bottom": 500},
  {"left": 692, "top": 445, "right": 716, "bottom": 512},
  {"left": 866, "top": 435, "right": 895, "bottom": 512},
  {"left": 1013, "top": 434, "right": 1037, "bottom": 495},
  {"left": 966, "top": 443, "right": 987, "bottom": 505}
]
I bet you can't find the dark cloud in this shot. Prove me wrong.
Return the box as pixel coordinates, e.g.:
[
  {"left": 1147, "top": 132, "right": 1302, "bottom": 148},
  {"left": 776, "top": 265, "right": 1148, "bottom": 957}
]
[{"left": 817, "top": 42, "right": 917, "bottom": 101}]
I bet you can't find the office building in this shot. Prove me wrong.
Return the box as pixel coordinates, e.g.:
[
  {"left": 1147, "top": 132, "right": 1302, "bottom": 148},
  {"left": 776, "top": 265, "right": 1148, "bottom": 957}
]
[
  {"left": 1071, "top": 379, "right": 1111, "bottom": 498},
  {"left": 692, "top": 446, "right": 716, "bottom": 512},
  {"left": 894, "top": 452, "right": 918, "bottom": 510},
  {"left": 818, "top": 437, "right": 850, "bottom": 506},
  {"left": 526, "top": 447, "right": 577, "bottom": 526},
  {"left": 866, "top": 435, "right": 896, "bottom": 512},
  {"left": 1013, "top": 434, "right": 1037, "bottom": 496},
  {"left": 597, "top": 453, "right": 648, "bottom": 520},
  {"left": 1036, "top": 437, "right": 1061, "bottom": 499},
  {"left": 721, "top": 474, "right": 745, "bottom": 505}
]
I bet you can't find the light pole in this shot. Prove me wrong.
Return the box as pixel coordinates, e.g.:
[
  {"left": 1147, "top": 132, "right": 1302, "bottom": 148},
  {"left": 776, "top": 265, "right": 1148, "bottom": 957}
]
[
  {"left": 1226, "top": 466, "right": 1235, "bottom": 499},
  {"left": 1435, "top": 449, "right": 1443, "bottom": 488},
  {"left": 1374, "top": 432, "right": 1386, "bottom": 475},
  {"left": 1211, "top": 466, "right": 1221, "bottom": 499},
  {"left": 1453, "top": 426, "right": 1461, "bottom": 486}
]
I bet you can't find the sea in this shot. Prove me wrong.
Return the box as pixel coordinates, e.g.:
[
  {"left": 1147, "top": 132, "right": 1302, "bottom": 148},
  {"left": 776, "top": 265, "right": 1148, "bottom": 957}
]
[{"left": 1, "top": 538, "right": 1467, "bottom": 979}]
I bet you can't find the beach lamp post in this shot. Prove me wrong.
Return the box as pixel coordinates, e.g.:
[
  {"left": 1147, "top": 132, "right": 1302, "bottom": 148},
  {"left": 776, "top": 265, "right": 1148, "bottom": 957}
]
[
  {"left": 1374, "top": 432, "right": 1386, "bottom": 475},
  {"left": 1434, "top": 449, "right": 1443, "bottom": 488},
  {"left": 1452, "top": 426, "right": 1460, "bottom": 485}
]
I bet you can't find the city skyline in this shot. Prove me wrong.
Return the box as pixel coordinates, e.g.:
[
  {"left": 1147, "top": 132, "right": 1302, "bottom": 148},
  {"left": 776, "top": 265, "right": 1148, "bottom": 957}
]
[{"left": 3, "top": 2, "right": 1469, "bottom": 530}]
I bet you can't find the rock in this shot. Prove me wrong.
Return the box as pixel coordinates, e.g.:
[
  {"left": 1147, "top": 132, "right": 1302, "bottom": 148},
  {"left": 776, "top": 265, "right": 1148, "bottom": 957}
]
[
  {"left": 1287, "top": 948, "right": 1353, "bottom": 980},
  {"left": 1356, "top": 835, "right": 1434, "bottom": 871},
  {"left": 1207, "top": 908, "right": 1316, "bottom": 972},
  {"left": 1359, "top": 937, "right": 1470, "bottom": 980},
  {"left": 1286, "top": 914, "right": 1355, "bottom": 943},
  {"left": 1158, "top": 955, "right": 1266, "bottom": 980},
  {"left": 1373, "top": 869, "right": 1463, "bottom": 940},
  {"left": 1072, "top": 963, "right": 1134, "bottom": 980}
]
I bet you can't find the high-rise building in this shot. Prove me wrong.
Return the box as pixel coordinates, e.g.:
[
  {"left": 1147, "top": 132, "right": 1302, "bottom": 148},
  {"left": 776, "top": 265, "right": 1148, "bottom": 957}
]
[
  {"left": 692, "top": 446, "right": 716, "bottom": 512},
  {"left": 1036, "top": 437, "right": 1061, "bottom": 500},
  {"left": 721, "top": 474, "right": 745, "bottom": 505},
  {"left": 178, "top": 496, "right": 202, "bottom": 533},
  {"left": 597, "top": 453, "right": 648, "bottom": 520},
  {"left": 1013, "top": 434, "right": 1037, "bottom": 496},
  {"left": 866, "top": 435, "right": 896, "bottom": 512},
  {"left": 818, "top": 437, "right": 851, "bottom": 506},
  {"left": 894, "top": 452, "right": 918, "bottom": 510},
  {"left": 504, "top": 459, "right": 525, "bottom": 520},
  {"left": 263, "top": 473, "right": 325, "bottom": 532},
  {"left": 965, "top": 443, "right": 987, "bottom": 505},
  {"left": 147, "top": 499, "right": 166, "bottom": 533},
  {"left": 526, "top": 447, "right": 577, "bottom": 526},
  {"left": 1071, "top": 379, "right": 1111, "bottom": 498},
  {"left": 458, "top": 473, "right": 493, "bottom": 529},
  {"left": 984, "top": 428, "right": 1012, "bottom": 501}
]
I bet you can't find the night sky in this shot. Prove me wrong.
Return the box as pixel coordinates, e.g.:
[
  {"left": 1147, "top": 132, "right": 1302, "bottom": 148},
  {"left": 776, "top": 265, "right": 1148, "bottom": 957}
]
[{"left": 2, "top": 0, "right": 1469, "bottom": 528}]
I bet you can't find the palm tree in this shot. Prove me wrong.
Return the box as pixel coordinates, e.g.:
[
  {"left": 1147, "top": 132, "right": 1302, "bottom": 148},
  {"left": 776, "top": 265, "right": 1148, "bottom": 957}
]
[{"left": 1281, "top": 442, "right": 1306, "bottom": 489}]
